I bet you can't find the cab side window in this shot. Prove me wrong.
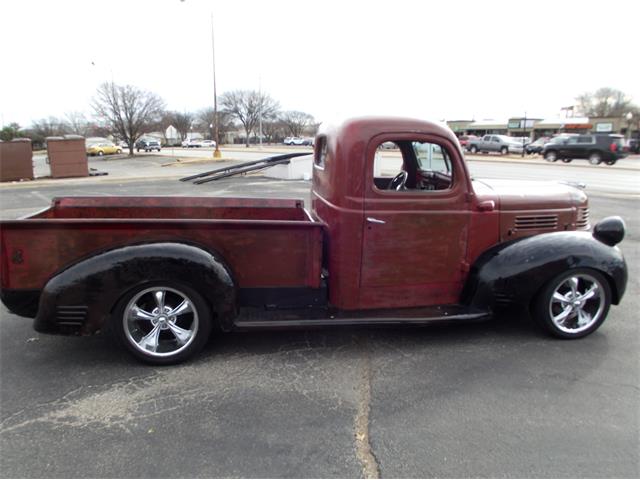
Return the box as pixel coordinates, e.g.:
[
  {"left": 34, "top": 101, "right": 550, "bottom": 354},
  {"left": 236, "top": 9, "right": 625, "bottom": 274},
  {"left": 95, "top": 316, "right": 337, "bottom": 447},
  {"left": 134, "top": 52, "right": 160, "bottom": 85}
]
[{"left": 373, "top": 140, "right": 453, "bottom": 192}]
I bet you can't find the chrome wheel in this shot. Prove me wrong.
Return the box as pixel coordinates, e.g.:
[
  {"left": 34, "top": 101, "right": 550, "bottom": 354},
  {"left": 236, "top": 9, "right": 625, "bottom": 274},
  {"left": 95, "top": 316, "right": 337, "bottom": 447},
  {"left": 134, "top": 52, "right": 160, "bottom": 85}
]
[
  {"left": 123, "top": 286, "right": 199, "bottom": 358},
  {"left": 589, "top": 153, "right": 602, "bottom": 165},
  {"left": 548, "top": 274, "right": 606, "bottom": 334},
  {"left": 545, "top": 151, "right": 557, "bottom": 162}
]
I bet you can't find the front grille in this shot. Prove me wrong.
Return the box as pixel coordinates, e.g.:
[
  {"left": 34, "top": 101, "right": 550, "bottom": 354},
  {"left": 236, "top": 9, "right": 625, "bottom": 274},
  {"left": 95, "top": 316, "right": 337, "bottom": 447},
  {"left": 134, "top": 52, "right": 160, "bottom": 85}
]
[
  {"left": 576, "top": 207, "right": 590, "bottom": 229},
  {"left": 514, "top": 214, "right": 558, "bottom": 231},
  {"left": 56, "top": 306, "right": 88, "bottom": 327}
]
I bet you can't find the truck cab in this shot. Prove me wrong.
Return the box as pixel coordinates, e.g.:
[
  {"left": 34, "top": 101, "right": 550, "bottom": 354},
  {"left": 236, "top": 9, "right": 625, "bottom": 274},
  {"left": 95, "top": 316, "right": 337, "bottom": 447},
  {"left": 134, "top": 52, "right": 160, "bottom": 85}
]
[{"left": 312, "top": 118, "right": 475, "bottom": 310}]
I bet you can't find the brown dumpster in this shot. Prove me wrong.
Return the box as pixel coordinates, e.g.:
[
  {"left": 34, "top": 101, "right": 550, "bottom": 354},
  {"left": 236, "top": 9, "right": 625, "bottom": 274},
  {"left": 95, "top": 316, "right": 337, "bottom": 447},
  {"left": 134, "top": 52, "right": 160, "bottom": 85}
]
[
  {"left": 46, "top": 135, "right": 88, "bottom": 178},
  {"left": 0, "top": 138, "right": 34, "bottom": 182}
]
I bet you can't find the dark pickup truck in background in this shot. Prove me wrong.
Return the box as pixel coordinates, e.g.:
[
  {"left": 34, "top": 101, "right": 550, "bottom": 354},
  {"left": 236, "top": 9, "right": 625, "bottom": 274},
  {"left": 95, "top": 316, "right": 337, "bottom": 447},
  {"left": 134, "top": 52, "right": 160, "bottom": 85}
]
[{"left": 0, "top": 118, "right": 628, "bottom": 364}]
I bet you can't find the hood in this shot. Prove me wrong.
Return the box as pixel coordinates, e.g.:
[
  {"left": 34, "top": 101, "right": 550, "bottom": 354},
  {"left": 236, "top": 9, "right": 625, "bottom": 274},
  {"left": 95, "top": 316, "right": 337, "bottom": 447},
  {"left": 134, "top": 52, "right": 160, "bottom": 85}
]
[{"left": 472, "top": 178, "right": 588, "bottom": 210}]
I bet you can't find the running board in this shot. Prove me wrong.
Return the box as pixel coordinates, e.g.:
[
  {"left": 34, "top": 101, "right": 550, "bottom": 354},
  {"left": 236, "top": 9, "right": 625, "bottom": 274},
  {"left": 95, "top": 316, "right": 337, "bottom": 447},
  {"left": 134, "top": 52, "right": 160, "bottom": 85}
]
[{"left": 233, "top": 305, "right": 491, "bottom": 329}]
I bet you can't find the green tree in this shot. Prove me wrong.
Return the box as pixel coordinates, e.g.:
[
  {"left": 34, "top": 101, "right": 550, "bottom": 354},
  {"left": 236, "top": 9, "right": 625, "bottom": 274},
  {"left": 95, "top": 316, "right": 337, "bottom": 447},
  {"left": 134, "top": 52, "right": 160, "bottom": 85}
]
[{"left": 0, "top": 122, "right": 21, "bottom": 141}]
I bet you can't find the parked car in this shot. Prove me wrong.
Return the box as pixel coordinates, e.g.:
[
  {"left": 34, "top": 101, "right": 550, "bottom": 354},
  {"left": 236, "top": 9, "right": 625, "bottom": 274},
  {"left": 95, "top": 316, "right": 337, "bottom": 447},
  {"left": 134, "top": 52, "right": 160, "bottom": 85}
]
[
  {"left": 135, "top": 139, "right": 162, "bottom": 152},
  {"left": 200, "top": 140, "right": 216, "bottom": 148},
  {"left": 525, "top": 137, "right": 550, "bottom": 155},
  {"left": 625, "top": 138, "right": 639, "bottom": 154},
  {"left": 457, "top": 135, "right": 478, "bottom": 149},
  {"left": 467, "top": 135, "right": 524, "bottom": 154},
  {"left": 181, "top": 139, "right": 202, "bottom": 148},
  {"left": 87, "top": 143, "right": 122, "bottom": 156},
  {"left": 284, "top": 137, "right": 308, "bottom": 146},
  {"left": 0, "top": 117, "right": 628, "bottom": 364},
  {"left": 542, "top": 134, "right": 627, "bottom": 165}
]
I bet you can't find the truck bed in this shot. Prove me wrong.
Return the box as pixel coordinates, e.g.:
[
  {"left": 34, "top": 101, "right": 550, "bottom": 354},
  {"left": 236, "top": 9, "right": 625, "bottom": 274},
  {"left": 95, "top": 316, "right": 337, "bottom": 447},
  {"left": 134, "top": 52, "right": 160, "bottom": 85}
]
[{"left": 1, "top": 196, "right": 324, "bottom": 292}]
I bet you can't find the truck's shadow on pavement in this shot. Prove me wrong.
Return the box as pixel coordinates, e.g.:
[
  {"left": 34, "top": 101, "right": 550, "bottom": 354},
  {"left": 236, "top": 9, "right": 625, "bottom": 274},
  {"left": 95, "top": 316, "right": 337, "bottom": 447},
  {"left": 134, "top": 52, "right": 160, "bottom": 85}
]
[{"left": 10, "top": 308, "right": 610, "bottom": 376}]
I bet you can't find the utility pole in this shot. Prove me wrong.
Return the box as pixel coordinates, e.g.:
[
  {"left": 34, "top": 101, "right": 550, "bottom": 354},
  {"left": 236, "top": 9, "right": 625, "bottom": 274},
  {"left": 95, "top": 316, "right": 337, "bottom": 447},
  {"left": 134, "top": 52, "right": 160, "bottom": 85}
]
[
  {"left": 211, "top": 13, "right": 221, "bottom": 159},
  {"left": 521, "top": 111, "right": 527, "bottom": 158}
]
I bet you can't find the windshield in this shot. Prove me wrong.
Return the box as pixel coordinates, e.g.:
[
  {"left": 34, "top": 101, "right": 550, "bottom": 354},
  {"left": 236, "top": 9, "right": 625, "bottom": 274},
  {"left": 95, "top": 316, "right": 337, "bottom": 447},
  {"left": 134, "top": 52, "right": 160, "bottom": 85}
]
[{"left": 412, "top": 141, "right": 451, "bottom": 174}]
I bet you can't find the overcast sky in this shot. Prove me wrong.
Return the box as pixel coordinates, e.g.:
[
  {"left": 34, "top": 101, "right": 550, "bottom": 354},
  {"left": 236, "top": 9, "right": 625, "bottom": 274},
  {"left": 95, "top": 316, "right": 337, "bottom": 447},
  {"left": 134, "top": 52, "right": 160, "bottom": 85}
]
[{"left": 2, "top": 0, "right": 639, "bottom": 128}]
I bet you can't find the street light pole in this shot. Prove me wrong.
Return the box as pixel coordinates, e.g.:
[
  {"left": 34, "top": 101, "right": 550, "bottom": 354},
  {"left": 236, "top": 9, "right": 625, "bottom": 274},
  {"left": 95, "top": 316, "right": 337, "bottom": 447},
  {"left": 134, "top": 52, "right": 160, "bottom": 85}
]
[
  {"left": 211, "top": 13, "right": 221, "bottom": 159},
  {"left": 257, "top": 75, "right": 263, "bottom": 149}
]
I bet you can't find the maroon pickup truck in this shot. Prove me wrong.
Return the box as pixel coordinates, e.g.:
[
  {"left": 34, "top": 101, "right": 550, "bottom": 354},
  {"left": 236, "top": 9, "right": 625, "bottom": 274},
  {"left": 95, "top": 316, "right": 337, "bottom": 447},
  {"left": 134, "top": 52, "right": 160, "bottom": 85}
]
[{"left": 0, "top": 118, "right": 627, "bottom": 364}]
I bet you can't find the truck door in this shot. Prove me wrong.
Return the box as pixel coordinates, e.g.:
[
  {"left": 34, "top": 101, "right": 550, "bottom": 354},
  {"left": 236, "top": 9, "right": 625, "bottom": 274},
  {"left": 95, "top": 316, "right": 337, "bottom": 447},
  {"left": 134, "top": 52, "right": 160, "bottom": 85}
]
[
  {"left": 482, "top": 135, "right": 492, "bottom": 151},
  {"left": 360, "top": 135, "right": 471, "bottom": 309}
]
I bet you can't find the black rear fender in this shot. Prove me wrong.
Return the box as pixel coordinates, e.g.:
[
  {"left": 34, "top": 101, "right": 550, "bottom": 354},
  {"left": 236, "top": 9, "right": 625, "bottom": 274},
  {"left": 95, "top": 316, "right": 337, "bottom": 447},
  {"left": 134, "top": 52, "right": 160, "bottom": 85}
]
[{"left": 35, "top": 242, "right": 237, "bottom": 335}]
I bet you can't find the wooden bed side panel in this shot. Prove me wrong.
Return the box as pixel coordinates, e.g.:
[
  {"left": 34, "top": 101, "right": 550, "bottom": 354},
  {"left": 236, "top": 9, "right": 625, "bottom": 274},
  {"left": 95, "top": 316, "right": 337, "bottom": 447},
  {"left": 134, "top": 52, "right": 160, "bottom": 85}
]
[{"left": 0, "top": 220, "right": 323, "bottom": 290}]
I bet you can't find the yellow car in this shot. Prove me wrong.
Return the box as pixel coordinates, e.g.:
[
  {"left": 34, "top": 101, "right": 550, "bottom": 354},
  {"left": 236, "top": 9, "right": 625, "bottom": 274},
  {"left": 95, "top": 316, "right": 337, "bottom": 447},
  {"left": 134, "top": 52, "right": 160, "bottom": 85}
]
[{"left": 87, "top": 143, "right": 122, "bottom": 156}]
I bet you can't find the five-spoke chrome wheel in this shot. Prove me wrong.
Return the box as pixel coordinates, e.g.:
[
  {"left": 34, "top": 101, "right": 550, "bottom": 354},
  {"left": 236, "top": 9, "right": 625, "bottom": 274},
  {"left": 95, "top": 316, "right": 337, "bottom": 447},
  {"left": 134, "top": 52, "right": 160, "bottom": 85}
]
[
  {"left": 548, "top": 274, "right": 605, "bottom": 334},
  {"left": 534, "top": 269, "right": 611, "bottom": 339},
  {"left": 123, "top": 286, "right": 199, "bottom": 358},
  {"left": 113, "top": 282, "right": 212, "bottom": 364}
]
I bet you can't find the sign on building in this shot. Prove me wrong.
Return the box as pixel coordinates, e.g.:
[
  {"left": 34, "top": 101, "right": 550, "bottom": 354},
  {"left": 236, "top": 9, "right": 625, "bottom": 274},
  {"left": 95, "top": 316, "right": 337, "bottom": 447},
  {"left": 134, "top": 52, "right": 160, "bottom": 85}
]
[{"left": 595, "top": 123, "right": 613, "bottom": 133}]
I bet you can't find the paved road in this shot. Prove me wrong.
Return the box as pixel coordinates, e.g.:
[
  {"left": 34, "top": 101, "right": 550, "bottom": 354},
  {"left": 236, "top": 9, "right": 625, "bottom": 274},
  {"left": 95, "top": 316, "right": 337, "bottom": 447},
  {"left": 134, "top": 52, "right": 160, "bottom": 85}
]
[
  {"left": 0, "top": 165, "right": 638, "bottom": 477},
  {"left": 25, "top": 147, "right": 640, "bottom": 198}
]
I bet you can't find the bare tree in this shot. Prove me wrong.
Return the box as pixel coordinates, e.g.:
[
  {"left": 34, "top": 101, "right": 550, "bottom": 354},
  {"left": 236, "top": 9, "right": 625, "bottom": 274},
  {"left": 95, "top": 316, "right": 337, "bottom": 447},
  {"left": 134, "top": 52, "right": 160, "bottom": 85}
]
[
  {"left": 577, "top": 87, "right": 634, "bottom": 117},
  {"left": 261, "top": 118, "right": 287, "bottom": 143},
  {"left": 92, "top": 82, "right": 165, "bottom": 155},
  {"left": 197, "top": 107, "right": 235, "bottom": 142},
  {"left": 280, "top": 110, "right": 314, "bottom": 137},
  {"left": 27, "top": 117, "right": 69, "bottom": 146},
  {"left": 64, "top": 111, "right": 90, "bottom": 136},
  {"left": 220, "top": 90, "right": 279, "bottom": 147},
  {"left": 167, "top": 111, "right": 194, "bottom": 142}
]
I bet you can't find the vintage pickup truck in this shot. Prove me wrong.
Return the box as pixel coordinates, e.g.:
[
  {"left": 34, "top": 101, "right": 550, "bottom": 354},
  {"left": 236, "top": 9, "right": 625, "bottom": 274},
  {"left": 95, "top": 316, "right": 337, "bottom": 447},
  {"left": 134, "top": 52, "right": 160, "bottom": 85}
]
[{"left": 0, "top": 118, "right": 627, "bottom": 364}]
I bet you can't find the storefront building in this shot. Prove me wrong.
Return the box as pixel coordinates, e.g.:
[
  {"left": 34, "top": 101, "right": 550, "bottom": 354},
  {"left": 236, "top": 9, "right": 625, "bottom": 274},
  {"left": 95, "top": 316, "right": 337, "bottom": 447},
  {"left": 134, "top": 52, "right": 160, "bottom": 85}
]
[{"left": 446, "top": 116, "right": 637, "bottom": 140}]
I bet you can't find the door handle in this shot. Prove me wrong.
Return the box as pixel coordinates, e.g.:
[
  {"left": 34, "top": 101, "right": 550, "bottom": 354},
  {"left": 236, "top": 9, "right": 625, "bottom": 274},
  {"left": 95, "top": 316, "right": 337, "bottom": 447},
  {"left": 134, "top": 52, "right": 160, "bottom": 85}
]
[{"left": 366, "top": 217, "right": 386, "bottom": 225}]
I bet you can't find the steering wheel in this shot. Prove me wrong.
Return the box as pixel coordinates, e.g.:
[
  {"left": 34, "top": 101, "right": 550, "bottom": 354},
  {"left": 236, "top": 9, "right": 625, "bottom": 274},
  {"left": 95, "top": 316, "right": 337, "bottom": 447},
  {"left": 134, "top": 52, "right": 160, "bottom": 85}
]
[{"left": 387, "top": 171, "right": 408, "bottom": 191}]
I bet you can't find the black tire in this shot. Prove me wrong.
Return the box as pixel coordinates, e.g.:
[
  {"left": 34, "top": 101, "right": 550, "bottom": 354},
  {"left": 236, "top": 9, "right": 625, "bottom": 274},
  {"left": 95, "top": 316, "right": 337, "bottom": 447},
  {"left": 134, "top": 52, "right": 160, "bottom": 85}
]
[
  {"left": 561, "top": 158, "right": 572, "bottom": 163},
  {"left": 544, "top": 150, "right": 558, "bottom": 162},
  {"left": 112, "top": 281, "right": 213, "bottom": 365},
  {"left": 98, "top": 151, "right": 104, "bottom": 156},
  {"left": 532, "top": 268, "right": 611, "bottom": 339},
  {"left": 605, "top": 159, "right": 616, "bottom": 165},
  {"left": 500, "top": 146, "right": 508, "bottom": 155},
  {"left": 588, "top": 152, "right": 602, "bottom": 165},
  {"left": 470, "top": 145, "right": 478, "bottom": 153},
  {"left": 116, "top": 149, "right": 122, "bottom": 154},
  {"left": 137, "top": 148, "right": 141, "bottom": 152}
]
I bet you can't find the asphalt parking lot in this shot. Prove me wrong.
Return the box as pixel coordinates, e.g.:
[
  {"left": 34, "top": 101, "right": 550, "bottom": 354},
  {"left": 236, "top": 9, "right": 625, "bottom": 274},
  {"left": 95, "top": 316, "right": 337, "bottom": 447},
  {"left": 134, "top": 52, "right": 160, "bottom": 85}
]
[{"left": 0, "top": 158, "right": 638, "bottom": 478}]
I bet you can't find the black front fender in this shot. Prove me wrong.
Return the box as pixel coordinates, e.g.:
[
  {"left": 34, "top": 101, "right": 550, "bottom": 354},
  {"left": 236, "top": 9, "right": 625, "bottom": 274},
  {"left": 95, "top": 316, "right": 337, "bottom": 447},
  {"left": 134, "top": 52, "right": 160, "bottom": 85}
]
[
  {"left": 34, "top": 242, "right": 237, "bottom": 335},
  {"left": 463, "top": 230, "right": 627, "bottom": 311}
]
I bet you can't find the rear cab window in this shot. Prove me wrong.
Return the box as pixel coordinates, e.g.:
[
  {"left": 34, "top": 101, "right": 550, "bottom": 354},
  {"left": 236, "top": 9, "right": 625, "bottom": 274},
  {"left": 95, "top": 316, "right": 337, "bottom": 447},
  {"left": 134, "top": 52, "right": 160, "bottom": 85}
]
[{"left": 314, "top": 136, "right": 328, "bottom": 169}]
